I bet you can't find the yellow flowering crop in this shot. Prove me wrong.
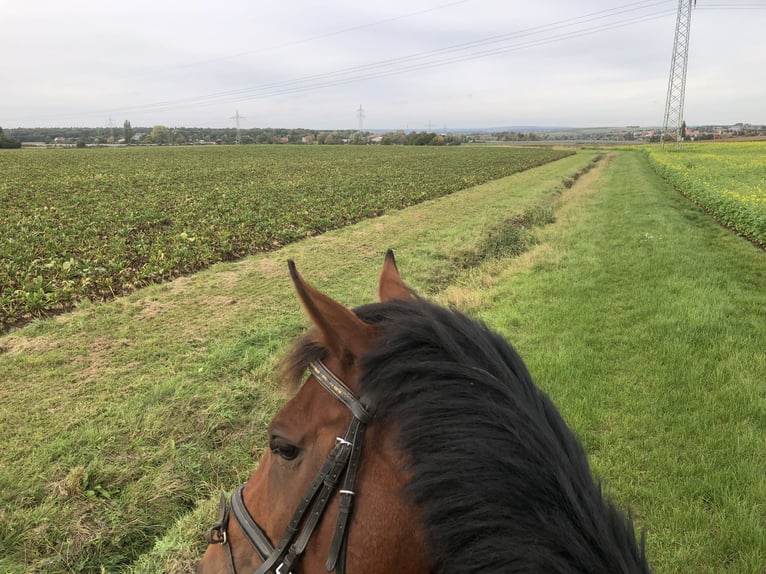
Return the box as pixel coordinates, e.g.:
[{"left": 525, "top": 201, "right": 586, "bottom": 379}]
[{"left": 646, "top": 142, "right": 766, "bottom": 246}]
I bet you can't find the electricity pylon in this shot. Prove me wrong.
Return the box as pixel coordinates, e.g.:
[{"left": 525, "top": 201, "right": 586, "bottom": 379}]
[
  {"left": 230, "top": 109, "right": 246, "bottom": 144},
  {"left": 356, "top": 105, "right": 365, "bottom": 132},
  {"left": 661, "top": 0, "right": 696, "bottom": 147}
]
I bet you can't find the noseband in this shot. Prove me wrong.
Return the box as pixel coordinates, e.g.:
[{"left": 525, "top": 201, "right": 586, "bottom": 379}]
[{"left": 205, "top": 360, "right": 372, "bottom": 574}]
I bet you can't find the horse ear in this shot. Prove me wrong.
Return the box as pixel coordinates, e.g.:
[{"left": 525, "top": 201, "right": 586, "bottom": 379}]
[
  {"left": 288, "top": 260, "right": 375, "bottom": 361},
  {"left": 378, "top": 249, "right": 414, "bottom": 301}
]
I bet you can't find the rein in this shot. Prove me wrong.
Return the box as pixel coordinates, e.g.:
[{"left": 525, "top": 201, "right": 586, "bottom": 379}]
[{"left": 205, "top": 360, "right": 372, "bottom": 574}]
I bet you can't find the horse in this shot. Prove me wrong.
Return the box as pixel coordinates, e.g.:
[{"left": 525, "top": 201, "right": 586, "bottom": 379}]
[{"left": 197, "top": 250, "right": 651, "bottom": 574}]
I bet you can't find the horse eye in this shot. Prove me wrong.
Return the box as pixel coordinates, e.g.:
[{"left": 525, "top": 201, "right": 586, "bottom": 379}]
[{"left": 269, "top": 438, "right": 300, "bottom": 461}]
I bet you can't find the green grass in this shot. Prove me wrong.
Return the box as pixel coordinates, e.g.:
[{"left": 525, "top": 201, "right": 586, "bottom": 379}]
[
  {"left": 470, "top": 151, "right": 766, "bottom": 573},
  {"left": 0, "top": 144, "right": 571, "bottom": 329},
  {"left": 1, "top": 149, "right": 764, "bottom": 573}
]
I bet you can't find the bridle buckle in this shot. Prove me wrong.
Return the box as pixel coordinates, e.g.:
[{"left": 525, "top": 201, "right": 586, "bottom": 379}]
[
  {"left": 204, "top": 492, "right": 231, "bottom": 546},
  {"left": 205, "top": 523, "right": 228, "bottom": 545}
]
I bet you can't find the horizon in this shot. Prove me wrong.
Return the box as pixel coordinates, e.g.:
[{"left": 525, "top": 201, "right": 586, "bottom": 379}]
[{"left": 6, "top": 121, "right": 763, "bottom": 133}]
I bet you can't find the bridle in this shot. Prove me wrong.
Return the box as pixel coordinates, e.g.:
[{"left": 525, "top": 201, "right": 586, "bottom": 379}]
[{"left": 205, "top": 360, "right": 373, "bottom": 574}]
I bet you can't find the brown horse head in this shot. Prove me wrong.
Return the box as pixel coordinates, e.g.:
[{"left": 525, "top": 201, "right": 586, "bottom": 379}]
[
  {"left": 198, "top": 250, "right": 651, "bottom": 574},
  {"left": 197, "top": 250, "right": 429, "bottom": 574}
]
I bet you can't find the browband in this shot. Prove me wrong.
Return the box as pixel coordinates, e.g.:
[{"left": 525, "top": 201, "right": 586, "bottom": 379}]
[{"left": 308, "top": 360, "right": 372, "bottom": 424}]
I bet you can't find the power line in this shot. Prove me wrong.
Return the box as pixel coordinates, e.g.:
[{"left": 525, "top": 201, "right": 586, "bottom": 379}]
[
  {"left": 697, "top": 3, "right": 766, "bottom": 7},
  {"left": 74, "top": 1, "right": 680, "bottom": 119},
  {"left": 31, "top": 0, "right": 764, "bottom": 123},
  {"left": 161, "top": 0, "right": 474, "bottom": 74}
]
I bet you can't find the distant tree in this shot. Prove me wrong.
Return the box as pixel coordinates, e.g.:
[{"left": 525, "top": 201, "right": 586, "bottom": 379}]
[
  {"left": 0, "top": 127, "right": 21, "bottom": 148},
  {"left": 380, "top": 130, "right": 407, "bottom": 145},
  {"left": 123, "top": 120, "right": 134, "bottom": 144},
  {"left": 443, "top": 133, "right": 463, "bottom": 145},
  {"left": 429, "top": 134, "right": 446, "bottom": 146},
  {"left": 322, "top": 132, "right": 342, "bottom": 145},
  {"left": 286, "top": 129, "right": 303, "bottom": 144},
  {"left": 409, "top": 132, "right": 437, "bottom": 145},
  {"left": 149, "top": 125, "right": 171, "bottom": 145}
]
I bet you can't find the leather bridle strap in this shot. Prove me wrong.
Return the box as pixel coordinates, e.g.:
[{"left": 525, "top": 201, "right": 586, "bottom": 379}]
[
  {"left": 205, "top": 493, "right": 239, "bottom": 573},
  {"left": 326, "top": 419, "right": 367, "bottom": 574},
  {"left": 252, "top": 419, "right": 360, "bottom": 574},
  {"left": 211, "top": 360, "right": 372, "bottom": 574},
  {"left": 308, "top": 361, "right": 372, "bottom": 424},
  {"left": 231, "top": 485, "right": 275, "bottom": 560}
]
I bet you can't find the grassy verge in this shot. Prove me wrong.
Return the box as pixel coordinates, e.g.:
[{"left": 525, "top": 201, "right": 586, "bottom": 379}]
[{"left": 0, "top": 151, "right": 594, "bottom": 573}]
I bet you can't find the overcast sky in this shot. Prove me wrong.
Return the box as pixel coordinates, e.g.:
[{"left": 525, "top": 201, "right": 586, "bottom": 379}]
[{"left": 2, "top": 0, "right": 765, "bottom": 129}]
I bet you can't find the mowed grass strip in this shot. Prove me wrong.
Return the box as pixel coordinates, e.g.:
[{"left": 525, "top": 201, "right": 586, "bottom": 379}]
[
  {"left": 467, "top": 151, "right": 765, "bottom": 573},
  {"left": 0, "top": 144, "right": 571, "bottom": 329},
  {"left": 0, "top": 151, "right": 594, "bottom": 573}
]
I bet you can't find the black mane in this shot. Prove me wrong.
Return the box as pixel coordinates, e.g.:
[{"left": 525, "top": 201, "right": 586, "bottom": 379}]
[{"left": 350, "top": 298, "right": 651, "bottom": 574}]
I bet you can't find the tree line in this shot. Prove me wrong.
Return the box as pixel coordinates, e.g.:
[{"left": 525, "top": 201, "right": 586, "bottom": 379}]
[
  {"left": 6, "top": 122, "right": 765, "bottom": 148},
  {"left": 4, "top": 124, "right": 463, "bottom": 146}
]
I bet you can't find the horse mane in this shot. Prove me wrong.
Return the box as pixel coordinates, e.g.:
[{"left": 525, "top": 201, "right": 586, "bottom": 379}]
[{"left": 284, "top": 297, "right": 651, "bottom": 573}]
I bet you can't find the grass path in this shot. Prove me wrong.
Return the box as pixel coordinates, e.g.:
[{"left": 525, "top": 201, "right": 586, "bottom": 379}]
[
  {"left": 2, "top": 149, "right": 764, "bottom": 573},
  {"left": 463, "top": 151, "right": 766, "bottom": 573}
]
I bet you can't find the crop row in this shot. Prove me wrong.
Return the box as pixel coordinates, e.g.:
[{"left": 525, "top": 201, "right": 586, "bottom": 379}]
[
  {"left": 645, "top": 142, "right": 766, "bottom": 246},
  {"left": 0, "top": 144, "right": 572, "bottom": 329}
]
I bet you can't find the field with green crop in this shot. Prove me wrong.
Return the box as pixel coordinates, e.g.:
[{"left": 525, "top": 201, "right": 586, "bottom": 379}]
[
  {"left": 0, "top": 145, "right": 572, "bottom": 330},
  {"left": 645, "top": 141, "right": 766, "bottom": 246}
]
